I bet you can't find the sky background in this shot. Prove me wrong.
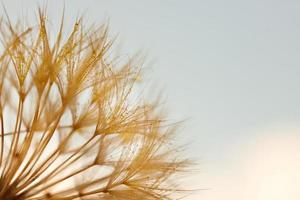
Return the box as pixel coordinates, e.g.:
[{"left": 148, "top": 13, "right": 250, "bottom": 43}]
[{"left": 2, "top": 0, "right": 300, "bottom": 199}]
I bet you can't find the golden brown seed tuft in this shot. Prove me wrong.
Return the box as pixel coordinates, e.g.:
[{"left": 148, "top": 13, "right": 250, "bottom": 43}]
[{"left": 0, "top": 8, "right": 189, "bottom": 200}]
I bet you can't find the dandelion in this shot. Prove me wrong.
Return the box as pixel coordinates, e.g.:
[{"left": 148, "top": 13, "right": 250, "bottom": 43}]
[{"left": 0, "top": 8, "right": 189, "bottom": 200}]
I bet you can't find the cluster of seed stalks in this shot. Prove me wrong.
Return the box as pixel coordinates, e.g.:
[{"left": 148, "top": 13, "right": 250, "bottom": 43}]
[{"left": 0, "top": 9, "right": 188, "bottom": 200}]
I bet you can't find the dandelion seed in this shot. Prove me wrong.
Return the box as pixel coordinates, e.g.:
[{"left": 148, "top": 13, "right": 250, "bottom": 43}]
[{"left": 0, "top": 8, "right": 189, "bottom": 200}]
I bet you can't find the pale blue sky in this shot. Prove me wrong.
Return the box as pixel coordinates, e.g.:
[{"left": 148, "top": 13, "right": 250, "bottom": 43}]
[{"left": 2, "top": 0, "right": 300, "bottom": 199}]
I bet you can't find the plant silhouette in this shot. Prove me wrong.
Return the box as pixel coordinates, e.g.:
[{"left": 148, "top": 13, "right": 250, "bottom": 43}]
[{"left": 0, "top": 8, "right": 189, "bottom": 200}]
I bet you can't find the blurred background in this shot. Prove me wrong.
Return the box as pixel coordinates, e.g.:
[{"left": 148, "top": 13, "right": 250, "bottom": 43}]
[{"left": 2, "top": 0, "right": 300, "bottom": 199}]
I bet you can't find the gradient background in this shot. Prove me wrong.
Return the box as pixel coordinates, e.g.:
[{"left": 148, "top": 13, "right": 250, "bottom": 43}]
[{"left": 2, "top": 0, "right": 300, "bottom": 199}]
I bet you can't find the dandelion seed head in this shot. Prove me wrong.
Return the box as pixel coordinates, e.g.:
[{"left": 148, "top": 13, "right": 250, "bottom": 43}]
[{"left": 0, "top": 7, "right": 189, "bottom": 200}]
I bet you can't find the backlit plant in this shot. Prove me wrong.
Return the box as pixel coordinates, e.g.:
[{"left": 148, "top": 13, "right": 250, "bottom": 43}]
[{"left": 0, "top": 8, "right": 188, "bottom": 200}]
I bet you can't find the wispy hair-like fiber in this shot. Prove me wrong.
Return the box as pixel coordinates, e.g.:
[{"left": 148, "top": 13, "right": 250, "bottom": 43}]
[{"left": 0, "top": 8, "right": 189, "bottom": 200}]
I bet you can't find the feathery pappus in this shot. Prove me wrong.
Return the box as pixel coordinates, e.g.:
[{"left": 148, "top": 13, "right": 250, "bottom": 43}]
[{"left": 0, "top": 8, "right": 189, "bottom": 200}]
